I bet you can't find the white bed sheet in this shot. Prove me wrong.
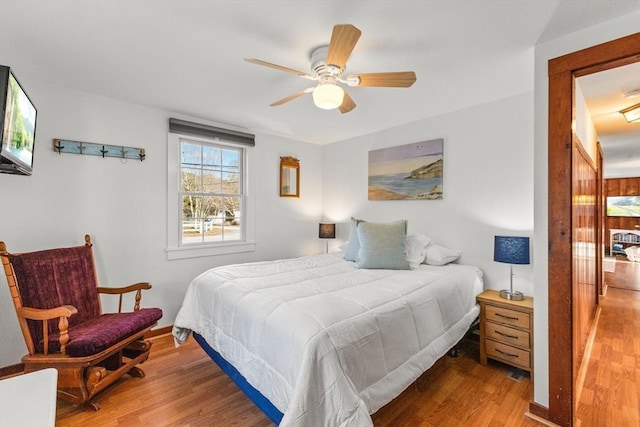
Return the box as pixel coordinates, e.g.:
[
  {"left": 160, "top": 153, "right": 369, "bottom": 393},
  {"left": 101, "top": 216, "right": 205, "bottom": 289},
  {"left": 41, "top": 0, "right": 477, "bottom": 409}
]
[{"left": 173, "top": 253, "right": 483, "bottom": 426}]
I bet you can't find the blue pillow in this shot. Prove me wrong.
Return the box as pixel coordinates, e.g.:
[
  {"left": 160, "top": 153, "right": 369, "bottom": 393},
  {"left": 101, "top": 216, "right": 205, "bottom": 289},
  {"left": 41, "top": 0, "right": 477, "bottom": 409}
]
[
  {"left": 344, "top": 217, "right": 363, "bottom": 261},
  {"left": 356, "top": 220, "right": 409, "bottom": 269}
]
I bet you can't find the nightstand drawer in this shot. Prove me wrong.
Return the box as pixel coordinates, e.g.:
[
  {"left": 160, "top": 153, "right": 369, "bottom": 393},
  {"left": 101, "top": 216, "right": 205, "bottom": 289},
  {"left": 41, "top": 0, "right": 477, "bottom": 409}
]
[
  {"left": 485, "top": 305, "right": 530, "bottom": 329},
  {"left": 486, "top": 322, "right": 530, "bottom": 350},
  {"left": 486, "top": 339, "right": 531, "bottom": 370}
]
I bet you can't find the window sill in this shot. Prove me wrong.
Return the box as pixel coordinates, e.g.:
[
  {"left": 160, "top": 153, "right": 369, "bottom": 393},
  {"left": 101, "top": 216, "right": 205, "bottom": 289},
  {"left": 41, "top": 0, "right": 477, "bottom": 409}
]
[{"left": 166, "top": 241, "right": 256, "bottom": 260}]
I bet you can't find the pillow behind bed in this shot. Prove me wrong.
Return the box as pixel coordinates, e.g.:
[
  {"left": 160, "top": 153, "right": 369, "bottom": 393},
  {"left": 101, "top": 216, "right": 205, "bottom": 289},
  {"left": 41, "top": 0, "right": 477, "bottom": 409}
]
[
  {"left": 406, "top": 234, "right": 432, "bottom": 269},
  {"left": 356, "top": 220, "right": 409, "bottom": 269},
  {"left": 344, "top": 217, "right": 363, "bottom": 261},
  {"left": 424, "top": 244, "right": 461, "bottom": 265}
]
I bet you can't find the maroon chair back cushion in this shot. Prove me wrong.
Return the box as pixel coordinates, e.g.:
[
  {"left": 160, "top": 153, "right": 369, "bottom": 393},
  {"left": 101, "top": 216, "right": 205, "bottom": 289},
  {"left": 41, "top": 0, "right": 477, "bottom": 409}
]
[{"left": 9, "top": 245, "right": 101, "bottom": 348}]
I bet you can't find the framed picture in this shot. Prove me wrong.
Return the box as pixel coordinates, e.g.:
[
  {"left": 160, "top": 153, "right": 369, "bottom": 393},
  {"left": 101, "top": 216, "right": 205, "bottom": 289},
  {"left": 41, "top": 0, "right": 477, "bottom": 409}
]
[
  {"left": 280, "top": 156, "right": 300, "bottom": 197},
  {"left": 368, "top": 138, "right": 443, "bottom": 200},
  {"left": 606, "top": 196, "right": 640, "bottom": 217}
]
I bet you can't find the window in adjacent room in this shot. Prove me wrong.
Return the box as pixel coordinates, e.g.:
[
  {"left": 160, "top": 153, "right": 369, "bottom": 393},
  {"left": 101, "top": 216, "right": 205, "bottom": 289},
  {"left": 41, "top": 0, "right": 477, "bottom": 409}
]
[{"left": 167, "top": 119, "right": 255, "bottom": 260}]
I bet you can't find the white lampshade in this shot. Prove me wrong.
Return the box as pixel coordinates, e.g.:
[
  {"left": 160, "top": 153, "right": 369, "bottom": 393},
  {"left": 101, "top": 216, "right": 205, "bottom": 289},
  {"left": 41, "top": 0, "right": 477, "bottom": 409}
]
[{"left": 312, "top": 84, "right": 344, "bottom": 110}]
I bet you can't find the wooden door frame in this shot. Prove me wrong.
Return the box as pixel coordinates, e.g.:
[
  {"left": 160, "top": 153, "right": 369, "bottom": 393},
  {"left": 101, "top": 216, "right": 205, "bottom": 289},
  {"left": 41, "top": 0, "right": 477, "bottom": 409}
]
[
  {"left": 596, "top": 143, "right": 605, "bottom": 298},
  {"left": 545, "top": 32, "right": 640, "bottom": 426}
]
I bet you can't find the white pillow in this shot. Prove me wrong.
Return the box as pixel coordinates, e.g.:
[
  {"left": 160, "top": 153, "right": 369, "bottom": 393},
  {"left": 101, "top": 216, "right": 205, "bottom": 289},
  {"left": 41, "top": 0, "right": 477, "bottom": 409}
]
[
  {"left": 424, "top": 244, "right": 461, "bottom": 266},
  {"left": 625, "top": 246, "right": 640, "bottom": 262},
  {"left": 405, "top": 234, "right": 432, "bottom": 269}
]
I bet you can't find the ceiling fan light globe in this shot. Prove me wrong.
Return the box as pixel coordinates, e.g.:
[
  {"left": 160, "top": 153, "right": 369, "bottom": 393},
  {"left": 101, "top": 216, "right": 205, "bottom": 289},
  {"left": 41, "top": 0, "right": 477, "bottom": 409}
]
[{"left": 312, "top": 84, "right": 344, "bottom": 110}]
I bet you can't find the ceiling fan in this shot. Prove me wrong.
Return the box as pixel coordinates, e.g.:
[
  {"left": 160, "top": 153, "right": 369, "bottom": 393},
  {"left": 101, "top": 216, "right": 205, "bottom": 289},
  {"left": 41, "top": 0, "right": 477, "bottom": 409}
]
[{"left": 245, "top": 24, "right": 417, "bottom": 114}]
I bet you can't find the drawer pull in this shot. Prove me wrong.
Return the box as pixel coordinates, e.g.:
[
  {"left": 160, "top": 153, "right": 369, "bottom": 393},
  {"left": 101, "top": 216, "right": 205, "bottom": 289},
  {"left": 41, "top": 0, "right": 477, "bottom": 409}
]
[
  {"left": 495, "top": 330, "right": 519, "bottom": 340},
  {"left": 495, "top": 313, "right": 519, "bottom": 321},
  {"left": 496, "top": 348, "right": 519, "bottom": 358}
]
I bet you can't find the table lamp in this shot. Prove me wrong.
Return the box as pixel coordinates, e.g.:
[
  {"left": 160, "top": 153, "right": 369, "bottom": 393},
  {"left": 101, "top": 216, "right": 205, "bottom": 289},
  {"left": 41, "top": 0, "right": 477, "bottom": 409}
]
[
  {"left": 494, "top": 235, "right": 530, "bottom": 301},
  {"left": 319, "top": 223, "right": 336, "bottom": 253}
]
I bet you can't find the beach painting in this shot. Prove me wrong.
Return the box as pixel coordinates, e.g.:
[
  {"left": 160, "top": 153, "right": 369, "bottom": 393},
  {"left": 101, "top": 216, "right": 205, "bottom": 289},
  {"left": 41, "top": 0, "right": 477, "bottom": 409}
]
[{"left": 368, "top": 138, "right": 443, "bottom": 200}]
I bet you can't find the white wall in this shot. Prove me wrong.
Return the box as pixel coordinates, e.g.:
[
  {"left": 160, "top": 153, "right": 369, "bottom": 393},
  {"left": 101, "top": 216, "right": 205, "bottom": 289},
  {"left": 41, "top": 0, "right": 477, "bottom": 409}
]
[
  {"left": 575, "top": 82, "right": 599, "bottom": 161},
  {"left": 323, "top": 92, "right": 535, "bottom": 294},
  {"left": 533, "top": 12, "right": 640, "bottom": 408},
  {"left": 0, "top": 81, "right": 324, "bottom": 366}
]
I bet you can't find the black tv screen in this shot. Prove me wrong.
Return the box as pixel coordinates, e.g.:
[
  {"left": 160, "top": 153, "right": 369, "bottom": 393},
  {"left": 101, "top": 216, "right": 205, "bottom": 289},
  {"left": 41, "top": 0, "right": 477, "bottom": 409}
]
[
  {"left": 0, "top": 65, "right": 37, "bottom": 175},
  {"left": 607, "top": 196, "right": 640, "bottom": 217}
]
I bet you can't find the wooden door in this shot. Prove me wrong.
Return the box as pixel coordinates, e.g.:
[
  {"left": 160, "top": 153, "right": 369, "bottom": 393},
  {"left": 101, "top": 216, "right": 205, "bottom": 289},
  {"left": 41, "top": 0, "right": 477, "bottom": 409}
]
[{"left": 571, "top": 138, "right": 598, "bottom": 381}]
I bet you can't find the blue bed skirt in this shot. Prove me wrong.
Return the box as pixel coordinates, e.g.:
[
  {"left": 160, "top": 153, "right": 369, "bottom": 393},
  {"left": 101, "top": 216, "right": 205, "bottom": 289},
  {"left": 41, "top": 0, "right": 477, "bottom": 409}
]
[{"left": 193, "top": 332, "right": 284, "bottom": 425}]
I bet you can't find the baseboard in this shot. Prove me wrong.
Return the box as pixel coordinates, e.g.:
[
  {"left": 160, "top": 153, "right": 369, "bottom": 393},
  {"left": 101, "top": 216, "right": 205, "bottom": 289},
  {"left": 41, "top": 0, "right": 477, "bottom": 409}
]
[
  {"left": 525, "top": 410, "right": 561, "bottom": 427},
  {"left": 575, "top": 305, "right": 602, "bottom": 406},
  {"left": 528, "top": 401, "right": 553, "bottom": 424},
  {"left": 0, "top": 363, "right": 25, "bottom": 379},
  {"left": 147, "top": 325, "right": 173, "bottom": 338}
]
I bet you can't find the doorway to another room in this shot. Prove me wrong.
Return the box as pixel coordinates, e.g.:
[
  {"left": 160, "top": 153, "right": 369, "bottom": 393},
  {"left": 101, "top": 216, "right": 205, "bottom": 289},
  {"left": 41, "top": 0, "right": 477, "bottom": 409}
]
[{"left": 546, "top": 32, "right": 640, "bottom": 426}]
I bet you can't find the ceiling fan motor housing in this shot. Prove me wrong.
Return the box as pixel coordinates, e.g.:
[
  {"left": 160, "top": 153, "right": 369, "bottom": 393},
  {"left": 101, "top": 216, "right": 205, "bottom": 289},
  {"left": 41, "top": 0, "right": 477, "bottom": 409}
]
[{"left": 310, "top": 45, "right": 344, "bottom": 83}]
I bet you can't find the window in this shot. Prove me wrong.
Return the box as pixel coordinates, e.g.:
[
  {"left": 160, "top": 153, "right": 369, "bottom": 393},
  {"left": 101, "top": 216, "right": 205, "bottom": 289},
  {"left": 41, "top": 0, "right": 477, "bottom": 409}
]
[
  {"left": 180, "top": 140, "right": 243, "bottom": 244},
  {"left": 167, "top": 119, "right": 255, "bottom": 260}
]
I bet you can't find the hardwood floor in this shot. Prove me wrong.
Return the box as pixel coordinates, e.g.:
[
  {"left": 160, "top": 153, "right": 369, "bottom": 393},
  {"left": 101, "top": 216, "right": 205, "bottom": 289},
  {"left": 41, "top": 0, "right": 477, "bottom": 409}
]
[
  {"left": 56, "top": 335, "right": 272, "bottom": 427},
  {"left": 55, "top": 334, "right": 541, "bottom": 426},
  {"left": 575, "top": 258, "right": 640, "bottom": 426}
]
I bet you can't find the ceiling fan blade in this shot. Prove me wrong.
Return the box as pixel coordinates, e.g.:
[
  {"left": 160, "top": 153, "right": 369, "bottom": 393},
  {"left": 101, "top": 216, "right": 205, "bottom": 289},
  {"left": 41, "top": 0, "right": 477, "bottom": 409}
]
[
  {"left": 351, "top": 72, "right": 417, "bottom": 88},
  {"left": 326, "top": 24, "right": 362, "bottom": 69},
  {"left": 270, "top": 88, "right": 313, "bottom": 106},
  {"left": 245, "top": 58, "right": 314, "bottom": 79},
  {"left": 339, "top": 91, "right": 356, "bottom": 114}
]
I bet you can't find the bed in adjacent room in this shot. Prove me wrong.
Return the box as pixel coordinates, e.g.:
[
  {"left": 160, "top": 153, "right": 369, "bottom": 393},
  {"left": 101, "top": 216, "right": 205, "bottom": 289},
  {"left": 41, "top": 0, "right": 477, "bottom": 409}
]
[{"left": 173, "top": 247, "right": 483, "bottom": 426}]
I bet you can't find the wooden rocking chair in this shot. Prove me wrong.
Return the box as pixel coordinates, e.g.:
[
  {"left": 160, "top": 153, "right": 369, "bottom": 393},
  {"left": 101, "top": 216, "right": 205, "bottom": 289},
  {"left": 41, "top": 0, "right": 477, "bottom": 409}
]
[{"left": 0, "top": 235, "right": 163, "bottom": 410}]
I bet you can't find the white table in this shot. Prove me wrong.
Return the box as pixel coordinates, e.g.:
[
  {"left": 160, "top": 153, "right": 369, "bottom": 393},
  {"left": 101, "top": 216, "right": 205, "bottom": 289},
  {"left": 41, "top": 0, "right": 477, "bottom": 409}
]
[{"left": 0, "top": 368, "right": 57, "bottom": 427}]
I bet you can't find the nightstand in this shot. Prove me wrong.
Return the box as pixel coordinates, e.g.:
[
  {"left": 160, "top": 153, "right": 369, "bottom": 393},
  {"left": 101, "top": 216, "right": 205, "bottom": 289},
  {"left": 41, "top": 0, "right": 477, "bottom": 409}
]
[{"left": 477, "top": 289, "right": 533, "bottom": 374}]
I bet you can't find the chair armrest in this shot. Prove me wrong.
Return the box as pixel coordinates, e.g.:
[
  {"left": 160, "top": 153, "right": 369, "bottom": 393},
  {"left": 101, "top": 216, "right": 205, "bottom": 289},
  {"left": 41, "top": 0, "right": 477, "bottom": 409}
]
[
  {"left": 97, "top": 282, "right": 152, "bottom": 313},
  {"left": 97, "top": 282, "right": 151, "bottom": 295},
  {"left": 18, "top": 305, "right": 77, "bottom": 356},
  {"left": 18, "top": 305, "right": 77, "bottom": 321}
]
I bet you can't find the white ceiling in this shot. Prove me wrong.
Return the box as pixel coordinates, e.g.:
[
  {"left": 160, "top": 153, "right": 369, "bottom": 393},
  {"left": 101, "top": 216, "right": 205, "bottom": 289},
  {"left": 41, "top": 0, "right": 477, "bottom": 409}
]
[
  {"left": 578, "top": 63, "right": 640, "bottom": 178},
  {"left": 0, "top": 0, "right": 639, "bottom": 146}
]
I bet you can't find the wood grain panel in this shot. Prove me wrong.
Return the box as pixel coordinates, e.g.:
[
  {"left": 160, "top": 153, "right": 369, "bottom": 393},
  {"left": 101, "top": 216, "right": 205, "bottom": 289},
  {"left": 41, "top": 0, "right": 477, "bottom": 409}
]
[
  {"left": 547, "top": 67, "right": 575, "bottom": 427},
  {"left": 572, "top": 139, "right": 598, "bottom": 382}
]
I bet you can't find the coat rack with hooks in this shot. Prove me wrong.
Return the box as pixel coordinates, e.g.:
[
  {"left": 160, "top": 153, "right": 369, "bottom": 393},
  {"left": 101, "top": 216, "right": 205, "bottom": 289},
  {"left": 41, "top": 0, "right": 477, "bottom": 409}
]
[{"left": 53, "top": 139, "right": 146, "bottom": 161}]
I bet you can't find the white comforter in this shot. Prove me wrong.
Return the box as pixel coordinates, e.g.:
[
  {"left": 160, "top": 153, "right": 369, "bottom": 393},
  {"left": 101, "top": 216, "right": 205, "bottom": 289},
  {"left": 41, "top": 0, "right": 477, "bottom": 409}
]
[{"left": 173, "top": 253, "right": 483, "bottom": 426}]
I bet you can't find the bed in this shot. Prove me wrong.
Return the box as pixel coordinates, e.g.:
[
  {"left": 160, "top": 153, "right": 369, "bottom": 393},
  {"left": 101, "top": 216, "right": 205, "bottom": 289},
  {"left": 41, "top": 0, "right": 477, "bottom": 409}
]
[{"left": 173, "top": 250, "right": 483, "bottom": 426}]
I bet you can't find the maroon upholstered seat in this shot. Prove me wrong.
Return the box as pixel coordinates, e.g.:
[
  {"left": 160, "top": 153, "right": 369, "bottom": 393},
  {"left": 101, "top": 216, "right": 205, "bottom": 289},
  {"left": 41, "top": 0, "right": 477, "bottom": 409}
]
[
  {"left": 0, "top": 235, "right": 162, "bottom": 409},
  {"left": 36, "top": 309, "right": 163, "bottom": 357}
]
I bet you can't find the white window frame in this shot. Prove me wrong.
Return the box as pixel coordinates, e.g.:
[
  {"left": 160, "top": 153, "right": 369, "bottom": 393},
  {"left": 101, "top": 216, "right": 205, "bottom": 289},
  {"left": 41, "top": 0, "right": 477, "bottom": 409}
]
[{"left": 166, "top": 132, "right": 255, "bottom": 260}]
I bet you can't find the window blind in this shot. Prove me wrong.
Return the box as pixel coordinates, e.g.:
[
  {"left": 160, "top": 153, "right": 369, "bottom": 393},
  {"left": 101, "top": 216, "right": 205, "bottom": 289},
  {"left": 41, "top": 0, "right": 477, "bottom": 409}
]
[{"left": 169, "top": 118, "right": 255, "bottom": 146}]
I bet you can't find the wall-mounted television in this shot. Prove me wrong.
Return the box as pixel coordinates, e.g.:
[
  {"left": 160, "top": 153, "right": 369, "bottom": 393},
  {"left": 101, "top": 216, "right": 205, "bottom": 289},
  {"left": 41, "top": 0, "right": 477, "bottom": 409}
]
[
  {"left": 607, "top": 196, "right": 640, "bottom": 217},
  {"left": 0, "top": 65, "right": 37, "bottom": 175}
]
